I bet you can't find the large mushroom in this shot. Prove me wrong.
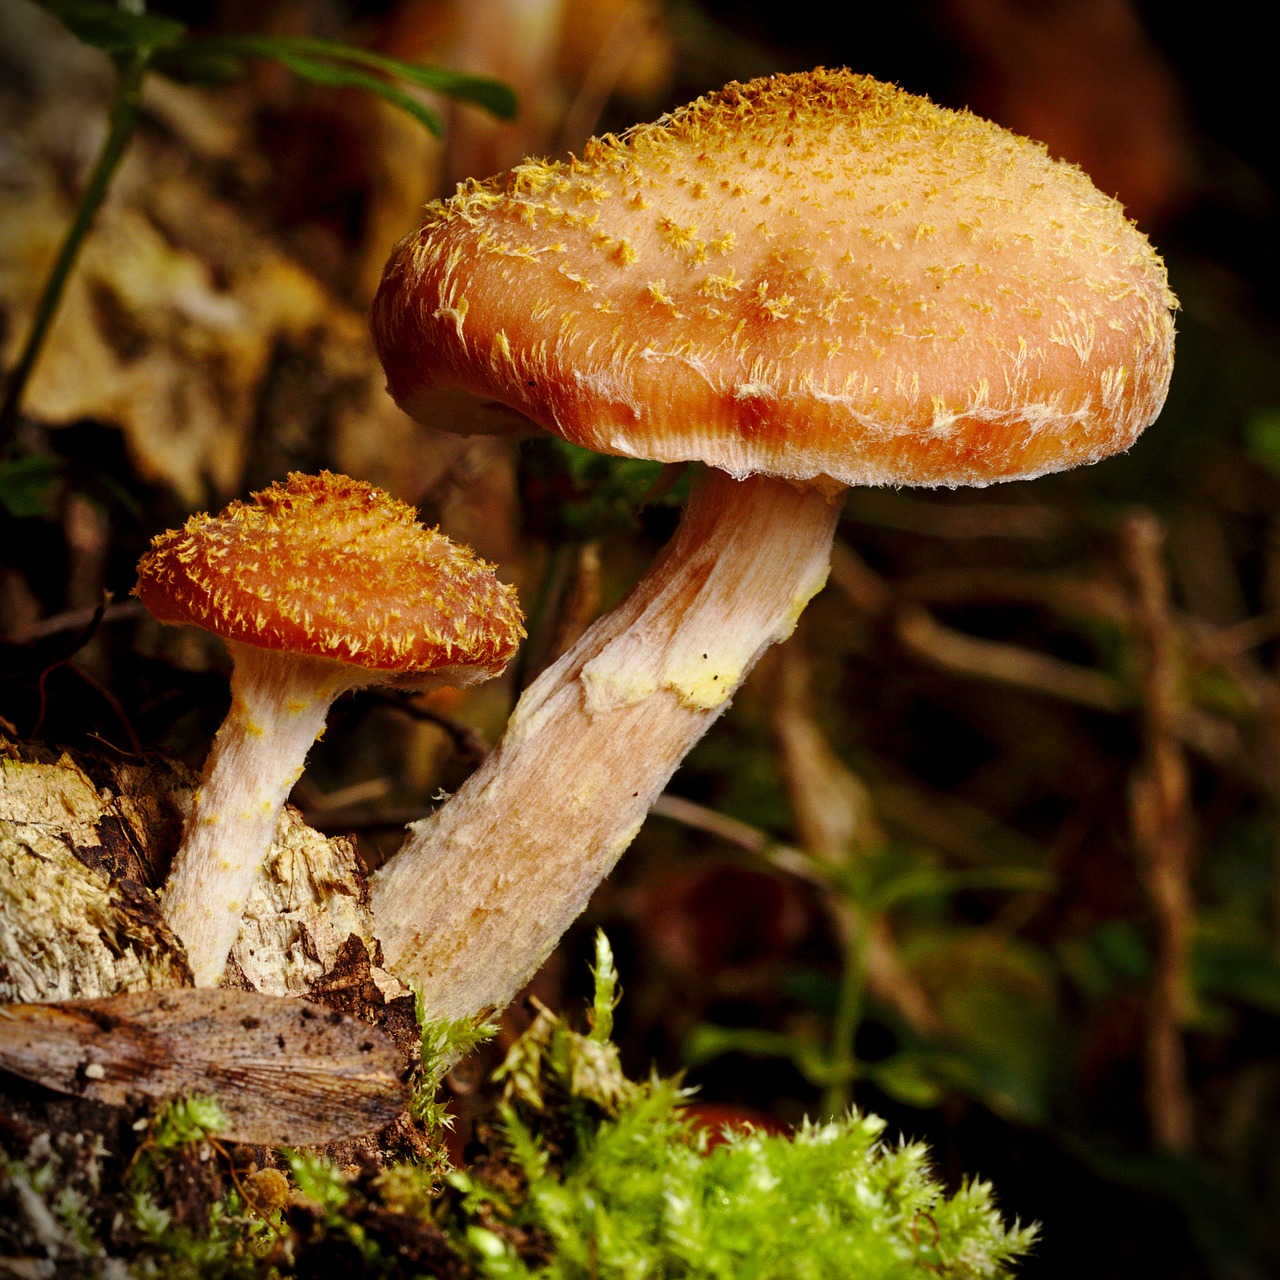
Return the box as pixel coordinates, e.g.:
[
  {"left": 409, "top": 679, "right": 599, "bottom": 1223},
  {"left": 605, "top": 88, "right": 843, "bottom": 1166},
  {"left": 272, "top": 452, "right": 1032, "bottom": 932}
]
[
  {"left": 369, "top": 69, "right": 1175, "bottom": 1020},
  {"left": 135, "top": 470, "right": 523, "bottom": 986}
]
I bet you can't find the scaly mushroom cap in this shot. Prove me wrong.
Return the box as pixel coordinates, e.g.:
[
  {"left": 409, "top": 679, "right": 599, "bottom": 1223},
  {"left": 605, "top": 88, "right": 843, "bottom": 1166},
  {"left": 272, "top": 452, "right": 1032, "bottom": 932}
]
[
  {"left": 135, "top": 471, "right": 523, "bottom": 676},
  {"left": 374, "top": 68, "right": 1176, "bottom": 488}
]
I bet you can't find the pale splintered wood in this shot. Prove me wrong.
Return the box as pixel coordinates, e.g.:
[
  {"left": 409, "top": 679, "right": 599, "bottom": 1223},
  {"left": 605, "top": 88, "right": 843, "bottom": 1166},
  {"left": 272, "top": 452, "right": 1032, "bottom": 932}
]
[{"left": 0, "top": 730, "right": 402, "bottom": 1005}]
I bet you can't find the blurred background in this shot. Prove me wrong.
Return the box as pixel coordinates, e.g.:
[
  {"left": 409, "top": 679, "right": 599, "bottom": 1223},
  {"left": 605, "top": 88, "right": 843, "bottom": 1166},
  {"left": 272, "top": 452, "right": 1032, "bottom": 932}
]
[{"left": 1, "top": 1, "right": 1277, "bottom": 1275}]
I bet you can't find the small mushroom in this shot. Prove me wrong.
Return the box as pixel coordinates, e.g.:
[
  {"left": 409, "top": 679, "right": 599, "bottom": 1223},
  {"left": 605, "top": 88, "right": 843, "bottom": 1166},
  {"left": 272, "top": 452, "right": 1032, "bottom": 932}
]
[
  {"left": 134, "top": 470, "right": 523, "bottom": 986},
  {"left": 369, "top": 69, "right": 1176, "bottom": 1020}
]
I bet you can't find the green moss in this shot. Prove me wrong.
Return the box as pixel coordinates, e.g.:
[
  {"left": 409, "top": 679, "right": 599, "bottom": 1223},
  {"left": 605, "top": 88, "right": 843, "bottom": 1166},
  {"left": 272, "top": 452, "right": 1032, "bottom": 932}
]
[
  {"left": 409, "top": 991, "right": 498, "bottom": 1180},
  {"left": 126, "top": 1096, "right": 284, "bottom": 1280},
  {"left": 449, "top": 933, "right": 1035, "bottom": 1279}
]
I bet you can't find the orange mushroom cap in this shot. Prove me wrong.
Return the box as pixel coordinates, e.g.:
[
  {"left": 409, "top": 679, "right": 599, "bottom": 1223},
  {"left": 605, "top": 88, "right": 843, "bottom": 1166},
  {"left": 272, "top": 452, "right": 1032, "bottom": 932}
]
[
  {"left": 373, "top": 68, "right": 1176, "bottom": 489},
  {"left": 135, "top": 471, "right": 523, "bottom": 677}
]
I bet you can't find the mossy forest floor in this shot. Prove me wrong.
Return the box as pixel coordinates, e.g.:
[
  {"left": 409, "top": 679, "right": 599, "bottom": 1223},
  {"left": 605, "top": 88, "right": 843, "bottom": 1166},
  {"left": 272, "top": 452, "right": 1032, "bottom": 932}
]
[{"left": 1, "top": 938, "right": 1033, "bottom": 1279}]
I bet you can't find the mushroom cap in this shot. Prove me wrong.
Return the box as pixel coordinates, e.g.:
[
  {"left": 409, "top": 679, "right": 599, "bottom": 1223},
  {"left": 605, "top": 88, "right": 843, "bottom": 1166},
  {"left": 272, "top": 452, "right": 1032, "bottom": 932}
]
[
  {"left": 373, "top": 69, "right": 1176, "bottom": 489},
  {"left": 135, "top": 471, "right": 524, "bottom": 676}
]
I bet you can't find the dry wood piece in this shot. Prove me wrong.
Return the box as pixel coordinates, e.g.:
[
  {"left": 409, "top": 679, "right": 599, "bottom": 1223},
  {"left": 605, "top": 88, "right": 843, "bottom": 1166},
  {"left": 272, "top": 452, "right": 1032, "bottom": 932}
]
[
  {"left": 0, "top": 732, "right": 404, "bottom": 1007},
  {"left": 0, "top": 829, "right": 188, "bottom": 1005},
  {"left": 0, "top": 736, "right": 191, "bottom": 1002},
  {"left": 0, "top": 989, "right": 409, "bottom": 1146},
  {"left": 369, "top": 68, "right": 1175, "bottom": 1021}
]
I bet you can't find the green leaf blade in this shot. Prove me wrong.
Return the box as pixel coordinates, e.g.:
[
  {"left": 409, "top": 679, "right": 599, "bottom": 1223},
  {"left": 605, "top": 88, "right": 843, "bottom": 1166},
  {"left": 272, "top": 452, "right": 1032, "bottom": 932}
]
[
  {"left": 235, "top": 36, "right": 520, "bottom": 117},
  {"left": 36, "top": 0, "right": 184, "bottom": 55},
  {"left": 258, "top": 48, "right": 445, "bottom": 134},
  {"left": 177, "top": 34, "right": 517, "bottom": 132}
]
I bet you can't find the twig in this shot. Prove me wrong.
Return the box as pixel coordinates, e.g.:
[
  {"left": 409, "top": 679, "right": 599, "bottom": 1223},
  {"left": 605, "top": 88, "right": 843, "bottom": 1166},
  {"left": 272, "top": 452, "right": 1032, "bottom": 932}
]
[
  {"left": 1260, "top": 516, "right": 1280, "bottom": 960},
  {"left": 301, "top": 804, "right": 433, "bottom": 832},
  {"left": 1122, "top": 509, "right": 1197, "bottom": 1154},
  {"left": 828, "top": 540, "right": 892, "bottom": 617},
  {"left": 769, "top": 644, "right": 882, "bottom": 869},
  {"left": 895, "top": 604, "right": 1129, "bottom": 712},
  {"left": 556, "top": 1, "right": 662, "bottom": 152},
  {"left": 828, "top": 540, "right": 1130, "bottom": 712},
  {"left": 13, "top": 599, "right": 144, "bottom": 644},
  {"left": 545, "top": 540, "right": 602, "bottom": 670},
  {"left": 1191, "top": 611, "right": 1280, "bottom": 665},
  {"left": 293, "top": 774, "right": 393, "bottom": 814},
  {"left": 514, "top": 540, "right": 579, "bottom": 691},
  {"left": 26, "top": 598, "right": 143, "bottom": 752},
  {"left": 766, "top": 643, "right": 943, "bottom": 1108},
  {"left": 365, "top": 691, "right": 490, "bottom": 770},
  {"left": 897, "top": 567, "right": 1130, "bottom": 625},
  {"left": 648, "top": 793, "right": 819, "bottom": 886},
  {"left": 72, "top": 665, "right": 142, "bottom": 755},
  {"left": 863, "top": 768, "right": 1049, "bottom": 870},
  {"left": 31, "top": 657, "right": 142, "bottom": 756}
]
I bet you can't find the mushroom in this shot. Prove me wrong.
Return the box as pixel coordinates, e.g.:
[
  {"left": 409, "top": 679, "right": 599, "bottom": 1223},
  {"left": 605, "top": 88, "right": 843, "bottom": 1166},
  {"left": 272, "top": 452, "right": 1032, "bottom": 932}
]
[
  {"left": 369, "top": 69, "right": 1175, "bottom": 1020},
  {"left": 134, "top": 470, "right": 524, "bottom": 987}
]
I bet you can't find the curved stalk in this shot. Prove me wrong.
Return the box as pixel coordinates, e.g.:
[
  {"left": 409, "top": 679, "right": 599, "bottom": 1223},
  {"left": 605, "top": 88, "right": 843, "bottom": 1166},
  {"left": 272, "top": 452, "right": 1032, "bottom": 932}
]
[{"left": 371, "top": 470, "right": 843, "bottom": 1020}]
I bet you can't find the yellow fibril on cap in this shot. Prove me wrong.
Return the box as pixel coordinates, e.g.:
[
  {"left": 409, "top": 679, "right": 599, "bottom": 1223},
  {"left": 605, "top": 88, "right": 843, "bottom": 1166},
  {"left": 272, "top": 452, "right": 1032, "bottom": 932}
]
[{"left": 136, "top": 470, "right": 523, "bottom": 677}]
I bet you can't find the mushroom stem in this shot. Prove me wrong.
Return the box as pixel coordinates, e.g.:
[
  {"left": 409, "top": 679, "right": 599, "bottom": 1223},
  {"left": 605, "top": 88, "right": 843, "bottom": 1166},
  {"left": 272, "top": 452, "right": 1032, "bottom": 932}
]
[
  {"left": 164, "top": 644, "right": 352, "bottom": 986},
  {"left": 370, "top": 469, "right": 842, "bottom": 1019}
]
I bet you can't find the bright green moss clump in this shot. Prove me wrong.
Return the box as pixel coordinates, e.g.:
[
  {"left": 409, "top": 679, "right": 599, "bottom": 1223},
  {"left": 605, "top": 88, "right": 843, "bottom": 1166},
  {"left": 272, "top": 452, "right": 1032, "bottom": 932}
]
[
  {"left": 449, "top": 935, "right": 1034, "bottom": 1279},
  {"left": 459, "top": 1095, "right": 1033, "bottom": 1279}
]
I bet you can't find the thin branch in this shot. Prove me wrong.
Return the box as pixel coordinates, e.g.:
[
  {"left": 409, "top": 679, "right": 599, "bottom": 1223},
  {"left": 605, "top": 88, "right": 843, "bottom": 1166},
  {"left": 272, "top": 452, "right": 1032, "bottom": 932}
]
[
  {"left": 897, "top": 567, "right": 1130, "bottom": 625},
  {"left": 828, "top": 540, "right": 1130, "bottom": 712},
  {"left": 1123, "top": 509, "right": 1197, "bottom": 1154},
  {"left": 843, "top": 490, "right": 1067, "bottom": 540},
  {"left": 364, "top": 691, "right": 490, "bottom": 770},
  {"left": 13, "top": 599, "right": 143, "bottom": 644},
  {"left": 648, "top": 793, "right": 820, "bottom": 886},
  {"left": 828, "top": 540, "right": 893, "bottom": 617},
  {"left": 1191, "top": 611, "right": 1280, "bottom": 665},
  {"left": 767, "top": 644, "right": 943, "bottom": 1075},
  {"left": 31, "top": 654, "right": 142, "bottom": 756},
  {"left": 895, "top": 604, "right": 1129, "bottom": 712},
  {"left": 556, "top": 0, "right": 664, "bottom": 152}
]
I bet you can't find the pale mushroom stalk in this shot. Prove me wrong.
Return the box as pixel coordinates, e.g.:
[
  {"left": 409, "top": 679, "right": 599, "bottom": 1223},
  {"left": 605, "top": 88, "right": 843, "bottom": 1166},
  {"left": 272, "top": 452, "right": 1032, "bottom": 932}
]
[
  {"left": 163, "top": 647, "right": 359, "bottom": 987},
  {"left": 371, "top": 470, "right": 840, "bottom": 1017}
]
